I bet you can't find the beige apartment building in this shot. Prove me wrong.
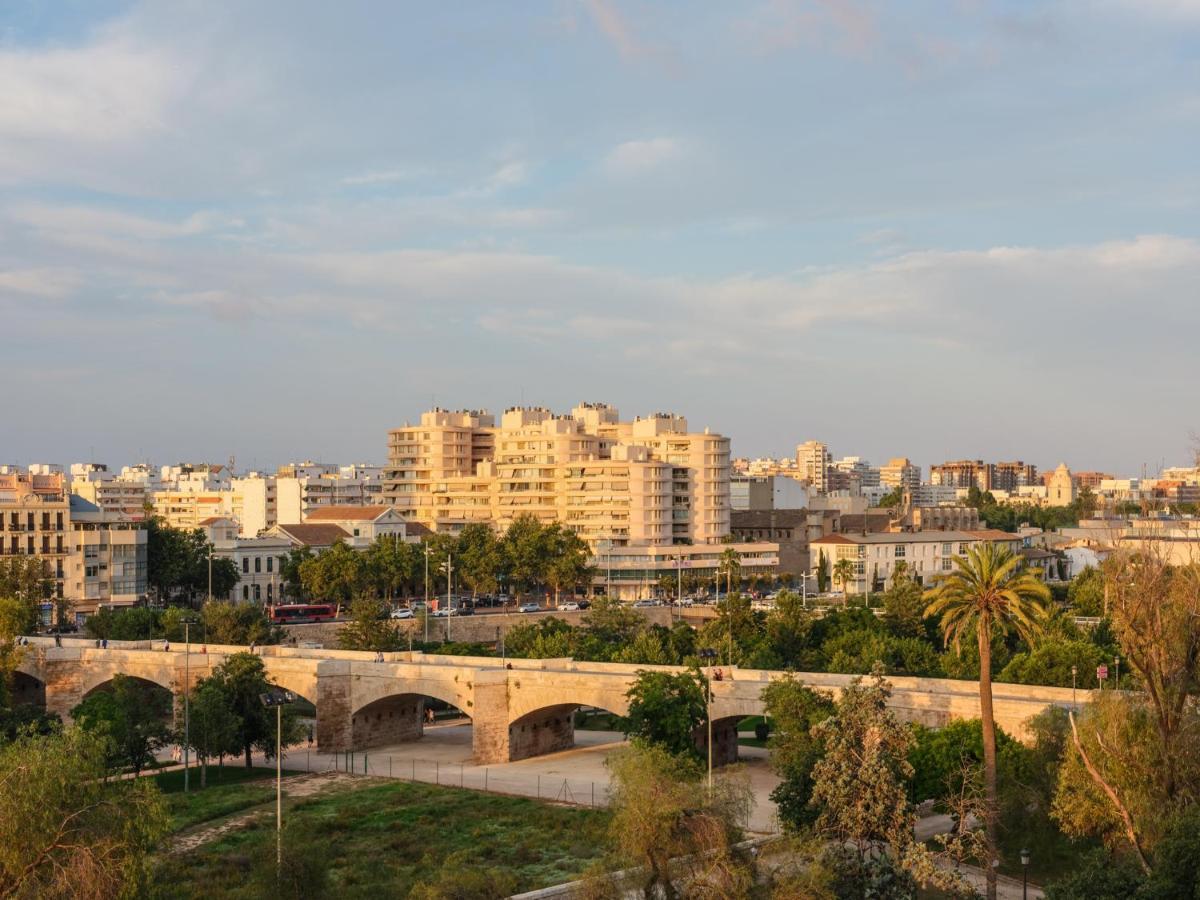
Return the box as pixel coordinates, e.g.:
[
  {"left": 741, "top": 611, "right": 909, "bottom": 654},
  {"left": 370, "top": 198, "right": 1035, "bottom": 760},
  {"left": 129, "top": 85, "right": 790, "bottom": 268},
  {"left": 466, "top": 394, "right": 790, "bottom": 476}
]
[
  {"left": 384, "top": 404, "right": 730, "bottom": 547},
  {"left": 150, "top": 473, "right": 275, "bottom": 538},
  {"left": 70, "top": 463, "right": 148, "bottom": 517},
  {"left": 796, "top": 440, "right": 832, "bottom": 493},
  {"left": 0, "top": 471, "right": 70, "bottom": 604}
]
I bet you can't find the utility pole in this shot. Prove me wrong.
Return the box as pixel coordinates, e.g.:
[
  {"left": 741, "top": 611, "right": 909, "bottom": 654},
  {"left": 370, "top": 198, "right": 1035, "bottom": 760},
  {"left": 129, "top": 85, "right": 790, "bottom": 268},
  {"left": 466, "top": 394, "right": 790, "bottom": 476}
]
[
  {"left": 424, "top": 544, "right": 430, "bottom": 643},
  {"left": 445, "top": 551, "right": 453, "bottom": 642},
  {"left": 184, "top": 621, "right": 191, "bottom": 792}
]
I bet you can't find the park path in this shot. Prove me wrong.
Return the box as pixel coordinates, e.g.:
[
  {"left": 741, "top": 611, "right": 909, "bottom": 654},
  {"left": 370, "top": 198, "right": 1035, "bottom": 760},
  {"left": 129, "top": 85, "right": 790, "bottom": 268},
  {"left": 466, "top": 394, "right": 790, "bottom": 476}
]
[{"left": 169, "top": 771, "right": 355, "bottom": 854}]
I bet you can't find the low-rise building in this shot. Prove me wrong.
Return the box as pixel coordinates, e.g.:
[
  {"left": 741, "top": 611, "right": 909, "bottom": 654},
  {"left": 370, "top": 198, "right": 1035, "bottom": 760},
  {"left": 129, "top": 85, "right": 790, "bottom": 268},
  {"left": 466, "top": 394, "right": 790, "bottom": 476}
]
[
  {"left": 0, "top": 470, "right": 70, "bottom": 609},
  {"left": 302, "top": 505, "right": 412, "bottom": 549},
  {"left": 66, "top": 497, "right": 147, "bottom": 619}
]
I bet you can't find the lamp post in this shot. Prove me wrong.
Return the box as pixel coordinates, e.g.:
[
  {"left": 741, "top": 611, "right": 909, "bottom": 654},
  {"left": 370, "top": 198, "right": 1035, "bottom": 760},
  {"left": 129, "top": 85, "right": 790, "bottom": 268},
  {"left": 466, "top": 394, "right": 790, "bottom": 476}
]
[
  {"left": 1071, "top": 665, "right": 1078, "bottom": 710},
  {"left": 444, "top": 551, "right": 453, "bottom": 642},
  {"left": 1020, "top": 848, "right": 1030, "bottom": 900},
  {"left": 259, "top": 688, "right": 297, "bottom": 873},
  {"left": 423, "top": 544, "right": 430, "bottom": 643},
  {"left": 698, "top": 648, "right": 717, "bottom": 794},
  {"left": 1113, "top": 655, "right": 1120, "bottom": 690},
  {"left": 183, "top": 619, "right": 196, "bottom": 793}
]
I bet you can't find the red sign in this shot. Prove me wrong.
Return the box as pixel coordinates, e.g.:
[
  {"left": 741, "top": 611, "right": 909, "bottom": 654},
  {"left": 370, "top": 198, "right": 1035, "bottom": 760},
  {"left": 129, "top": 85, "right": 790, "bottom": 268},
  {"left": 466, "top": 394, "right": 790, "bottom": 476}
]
[{"left": 1097, "top": 665, "right": 1109, "bottom": 680}]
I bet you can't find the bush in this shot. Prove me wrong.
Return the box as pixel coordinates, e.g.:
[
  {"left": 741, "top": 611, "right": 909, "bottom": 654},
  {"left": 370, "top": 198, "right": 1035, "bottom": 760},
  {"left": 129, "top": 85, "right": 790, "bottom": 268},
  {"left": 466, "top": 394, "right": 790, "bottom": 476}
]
[{"left": 754, "top": 721, "right": 770, "bottom": 742}]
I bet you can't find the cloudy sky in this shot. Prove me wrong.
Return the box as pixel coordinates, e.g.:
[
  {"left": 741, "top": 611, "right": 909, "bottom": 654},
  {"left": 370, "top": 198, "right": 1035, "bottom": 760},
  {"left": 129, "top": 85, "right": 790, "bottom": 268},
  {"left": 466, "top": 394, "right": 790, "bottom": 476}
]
[{"left": 2, "top": 1, "right": 1197, "bottom": 475}]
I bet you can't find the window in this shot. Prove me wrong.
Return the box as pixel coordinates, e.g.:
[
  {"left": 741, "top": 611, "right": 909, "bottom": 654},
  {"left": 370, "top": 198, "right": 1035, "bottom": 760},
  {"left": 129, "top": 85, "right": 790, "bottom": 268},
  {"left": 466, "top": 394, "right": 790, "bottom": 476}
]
[
  {"left": 242, "top": 557, "right": 249, "bottom": 573},
  {"left": 942, "top": 558, "right": 953, "bottom": 571},
  {"left": 254, "top": 557, "right": 261, "bottom": 573},
  {"left": 242, "top": 585, "right": 249, "bottom": 600},
  {"left": 266, "top": 583, "right": 273, "bottom": 600},
  {"left": 254, "top": 584, "right": 261, "bottom": 601},
  {"left": 266, "top": 556, "right": 273, "bottom": 573},
  {"left": 958, "top": 543, "right": 969, "bottom": 554},
  {"left": 894, "top": 545, "right": 906, "bottom": 558},
  {"left": 942, "top": 542, "right": 952, "bottom": 554}
]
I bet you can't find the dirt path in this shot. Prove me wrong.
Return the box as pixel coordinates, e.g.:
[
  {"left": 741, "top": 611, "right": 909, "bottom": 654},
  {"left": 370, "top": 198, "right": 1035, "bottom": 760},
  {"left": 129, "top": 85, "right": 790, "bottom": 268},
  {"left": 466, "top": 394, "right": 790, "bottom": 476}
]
[{"left": 170, "top": 772, "right": 358, "bottom": 853}]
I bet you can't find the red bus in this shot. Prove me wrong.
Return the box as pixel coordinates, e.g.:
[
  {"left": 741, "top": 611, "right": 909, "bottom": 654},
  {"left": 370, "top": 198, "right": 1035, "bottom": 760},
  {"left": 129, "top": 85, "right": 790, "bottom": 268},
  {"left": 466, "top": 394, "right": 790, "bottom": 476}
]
[{"left": 269, "top": 603, "right": 337, "bottom": 624}]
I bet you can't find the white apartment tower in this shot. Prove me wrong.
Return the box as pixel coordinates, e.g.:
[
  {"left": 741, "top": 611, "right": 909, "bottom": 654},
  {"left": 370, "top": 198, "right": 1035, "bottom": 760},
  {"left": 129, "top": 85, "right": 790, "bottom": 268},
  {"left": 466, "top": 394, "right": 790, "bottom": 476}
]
[{"left": 796, "top": 440, "right": 832, "bottom": 493}]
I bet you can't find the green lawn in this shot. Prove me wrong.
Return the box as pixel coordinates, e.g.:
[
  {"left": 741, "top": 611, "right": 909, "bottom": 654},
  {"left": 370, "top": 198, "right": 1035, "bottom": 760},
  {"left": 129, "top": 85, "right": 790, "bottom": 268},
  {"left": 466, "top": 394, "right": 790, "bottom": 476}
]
[
  {"left": 156, "top": 766, "right": 302, "bottom": 831},
  {"left": 154, "top": 778, "right": 612, "bottom": 899}
]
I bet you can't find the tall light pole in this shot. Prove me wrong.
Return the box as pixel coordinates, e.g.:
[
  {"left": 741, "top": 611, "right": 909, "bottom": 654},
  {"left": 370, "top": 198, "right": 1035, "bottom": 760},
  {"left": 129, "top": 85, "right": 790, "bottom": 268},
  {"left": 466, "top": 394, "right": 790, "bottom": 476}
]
[
  {"left": 698, "top": 648, "right": 716, "bottom": 794},
  {"left": 1020, "top": 848, "right": 1030, "bottom": 900},
  {"left": 259, "top": 689, "right": 296, "bottom": 874},
  {"left": 1071, "top": 665, "right": 1078, "bottom": 710},
  {"left": 444, "top": 551, "right": 453, "bottom": 642},
  {"left": 423, "top": 544, "right": 430, "bottom": 643},
  {"left": 183, "top": 620, "right": 194, "bottom": 793}
]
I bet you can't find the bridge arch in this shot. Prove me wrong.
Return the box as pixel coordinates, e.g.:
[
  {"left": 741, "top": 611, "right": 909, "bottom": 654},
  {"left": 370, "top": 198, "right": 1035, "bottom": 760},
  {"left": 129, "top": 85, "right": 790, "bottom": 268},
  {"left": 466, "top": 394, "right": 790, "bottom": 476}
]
[
  {"left": 81, "top": 669, "right": 175, "bottom": 700},
  {"left": 10, "top": 671, "right": 46, "bottom": 708}
]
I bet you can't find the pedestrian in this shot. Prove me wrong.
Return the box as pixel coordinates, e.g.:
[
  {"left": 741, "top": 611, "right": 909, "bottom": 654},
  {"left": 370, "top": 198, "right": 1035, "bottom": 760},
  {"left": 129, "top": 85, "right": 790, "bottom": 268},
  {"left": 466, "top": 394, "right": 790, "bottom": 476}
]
[
  {"left": 101, "top": 638, "right": 108, "bottom": 650},
  {"left": 250, "top": 641, "right": 256, "bottom": 655},
  {"left": 375, "top": 651, "right": 384, "bottom": 663},
  {"left": 307, "top": 725, "right": 314, "bottom": 747},
  {"left": 425, "top": 707, "right": 435, "bottom": 725},
  {"left": 201, "top": 645, "right": 207, "bottom": 654},
  {"left": 95, "top": 639, "right": 101, "bottom": 649},
  {"left": 54, "top": 634, "right": 61, "bottom": 647},
  {"left": 164, "top": 640, "right": 170, "bottom": 652}
]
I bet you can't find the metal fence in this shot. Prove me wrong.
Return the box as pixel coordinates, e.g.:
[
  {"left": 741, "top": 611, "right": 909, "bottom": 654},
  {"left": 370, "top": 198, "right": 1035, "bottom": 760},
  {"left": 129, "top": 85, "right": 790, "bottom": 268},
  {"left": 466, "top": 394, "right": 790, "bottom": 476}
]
[{"left": 283, "top": 748, "right": 612, "bottom": 809}]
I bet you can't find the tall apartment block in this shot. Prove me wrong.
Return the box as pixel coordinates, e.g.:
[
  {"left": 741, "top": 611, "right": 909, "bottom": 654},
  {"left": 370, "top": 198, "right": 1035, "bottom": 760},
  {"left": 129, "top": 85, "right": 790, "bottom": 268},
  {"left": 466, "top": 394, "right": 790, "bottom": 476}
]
[
  {"left": 930, "top": 459, "right": 1037, "bottom": 492},
  {"left": 382, "top": 403, "right": 731, "bottom": 549},
  {"left": 879, "top": 457, "right": 921, "bottom": 491},
  {"left": 796, "top": 440, "right": 832, "bottom": 493}
]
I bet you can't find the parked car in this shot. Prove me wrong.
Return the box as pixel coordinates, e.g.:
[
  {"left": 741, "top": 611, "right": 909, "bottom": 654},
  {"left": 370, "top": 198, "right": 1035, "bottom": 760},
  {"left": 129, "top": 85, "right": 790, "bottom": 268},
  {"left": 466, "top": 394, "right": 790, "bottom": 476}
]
[
  {"left": 632, "top": 599, "right": 658, "bottom": 608},
  {"left": 431, "top": 607, "right": 457, "bottom": 618},
  {"left": 556, "top": 601, "right": 580, "bottom": 611},
  {"left": 456, "top": 604, "right": 475, "bottom": 616},
  {"left": 576, "top": 599, "right": 591, "bottom": 610},
  {"left": 410, "top": 601, "right": 429, "bottom": 612},
  {"left": 518, "top": 602, "right": 541, "bottom": 613},
  {"left": 389, "top": 607, "right": 414, "bottom": 620}
]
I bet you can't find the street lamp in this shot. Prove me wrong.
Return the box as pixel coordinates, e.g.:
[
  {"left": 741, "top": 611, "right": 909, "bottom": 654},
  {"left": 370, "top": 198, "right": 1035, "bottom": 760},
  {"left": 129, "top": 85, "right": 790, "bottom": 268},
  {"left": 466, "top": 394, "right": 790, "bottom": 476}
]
[
  {"left": 182, "top": 619, "right": 198, "bottom": 793},
  {"left": 1020, "top": 848, "right": 1030, "bottom": 900},
  {"left": 259, "top": 688, "right": 297, "bottom": 872},
  {"left": 1113, "top": 655, "right": 1120, "bottom": 690},
  {"left": 423, "top": 544, "right": 431, "bottom": 643},
  {"left": 698, "top": 648, "right": 717, "bottom": 793},
  {"left": 1071, "top": 665, "right": 1078, "bottom": 710}
]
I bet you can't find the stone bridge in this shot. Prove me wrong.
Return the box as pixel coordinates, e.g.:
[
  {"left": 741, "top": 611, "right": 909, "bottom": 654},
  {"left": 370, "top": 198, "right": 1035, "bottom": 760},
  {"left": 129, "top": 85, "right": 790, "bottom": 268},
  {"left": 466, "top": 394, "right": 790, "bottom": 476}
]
[{"left": 13, "top": 636, "right": 1076, "bottom": 765}]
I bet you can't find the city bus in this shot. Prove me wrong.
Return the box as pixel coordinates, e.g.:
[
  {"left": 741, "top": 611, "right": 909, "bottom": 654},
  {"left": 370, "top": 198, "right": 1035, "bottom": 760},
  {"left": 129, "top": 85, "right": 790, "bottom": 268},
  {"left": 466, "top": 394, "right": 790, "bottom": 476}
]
[{"left": 269, "top": 603, "right": 337, "bottom": 624}]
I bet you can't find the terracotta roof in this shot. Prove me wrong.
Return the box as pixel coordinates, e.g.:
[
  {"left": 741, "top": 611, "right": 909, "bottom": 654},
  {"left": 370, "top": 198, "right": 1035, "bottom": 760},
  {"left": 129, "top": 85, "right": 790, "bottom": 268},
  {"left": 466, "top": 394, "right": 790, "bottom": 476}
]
[
  {"left": 198, "top": 516, "right": 234, "bottom": 526},
  {"left": 965, "top": 529, "right": 1021, "bottom": 541},
  {"left": 273, "top": 523, "right": 352, "bottom": 546},
  {"left": 811, "top": 534, "right": 857, "bottom": 545},
  {"left": 304, "top": 505, "right": 393, "bottom": 522}
]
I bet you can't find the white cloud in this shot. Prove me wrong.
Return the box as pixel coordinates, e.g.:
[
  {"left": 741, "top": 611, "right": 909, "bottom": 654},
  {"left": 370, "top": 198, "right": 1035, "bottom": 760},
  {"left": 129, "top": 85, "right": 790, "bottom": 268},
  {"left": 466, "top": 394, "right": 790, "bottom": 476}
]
[
  {"left": 341, "top": 168, "right": 426, "bottom": 186},
  {"left": 0, "top": 267, "right": 81, "bottom": 299},
  {"left": 603, "top": 137, "right": 683, "bottom": 176}
]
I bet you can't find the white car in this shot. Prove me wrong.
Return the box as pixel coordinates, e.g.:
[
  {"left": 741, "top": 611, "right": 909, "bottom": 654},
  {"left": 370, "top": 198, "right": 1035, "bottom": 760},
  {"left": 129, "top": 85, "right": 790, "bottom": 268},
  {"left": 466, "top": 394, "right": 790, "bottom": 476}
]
[
  {"left": 389, "top": 607, "right": 414, "bottom": 620},
  {"left": 556, "top": 601, "right": 580, "bottom": 611},
  {"left": 518, "top": 602, "right": 541, "bottom": 613},
  {"left": 431, "top": 607, "right": 457, "bottom": 618}
]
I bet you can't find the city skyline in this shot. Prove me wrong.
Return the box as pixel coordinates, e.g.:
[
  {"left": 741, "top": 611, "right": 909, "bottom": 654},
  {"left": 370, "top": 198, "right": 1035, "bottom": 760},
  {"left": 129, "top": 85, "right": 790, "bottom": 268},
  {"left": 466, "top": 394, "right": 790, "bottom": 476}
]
[{"left": 2, "top": 2, "right": 1198, "bottom": 472}]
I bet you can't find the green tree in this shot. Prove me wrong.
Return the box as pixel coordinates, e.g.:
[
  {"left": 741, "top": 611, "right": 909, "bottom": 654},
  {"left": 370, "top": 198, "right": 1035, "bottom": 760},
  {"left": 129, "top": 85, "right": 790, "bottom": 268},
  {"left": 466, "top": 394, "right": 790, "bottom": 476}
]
[
  {"left": 280, "top": 546, "right": 314, "bottom": 602},
  {"left": 815, "top": 550, "right": 829, "bottom": 593},
  {"left": 179, "top": 678, "right": 240, "bottom": 787},
  {"left": 623, "top": 669, "right": 708, "bottom": 760},
  {"left": 202, "top": 599, "right": 281, "bottom": 645},
  {"left": 718, "top": 546, "right": 742, "bottom": 596},
  {"left": 602, "top": 741, "right": 753, "bottom": 900},
  {"left": 71, "top": 674, "right": 172, "bottom": 775},
  {"left": 761, "top": 591, "right": 816, "bottom": 668},
  {"left": 0, "top": 727, "right": 168, "bottom": 898},
  {"left": 502, "top": 514, "right": 550, "bottom": 595},
  {"left": 997, "top": 637, "right": 1106, "bottom": 688},
  {"left": 1067, "top": 566, "right": 1104, "bottom": 617},
  {"left": 543, "top": 524, "right": 593, "bottom": 602},
  {"left": 882, "top": 566, "right": 926, "bottom": 638},
  {"left": 924, "top": 541, "right": 1051, "bottom": 900},
  {"left": 697, "top": 594, "right": 763, "bottom": 667},
  {"left": 338, "top": 596, "right": 404, "bottom": 651},
  {"left": 0, "top": 556, "right": 53, "bottom": 615},
  {"left": 367, "top": 535, "right": 419, "bottom": 602},
  {"left": 831, "top": 558, "right": 855, "bottom": 603},
  {"left": 453, "top": 524, "right": 504, "bottom": 598},
  {"left": 146, "top": 518, "right": 232, "bottom": 603},
  {"left": 583, "top": 595, "right": 643, "bottom": 648},
  {"left": 879, "top": 486, "right": 904, "bottom": 508},
  {"left": 299, "top": 540, "right": 368, "bottom": 606},
  {"left": 208, "top": 652, "right": 304, "bottom": 768},
  {"left": 762, "top": 674, "right": 835, "bottom": 831}
]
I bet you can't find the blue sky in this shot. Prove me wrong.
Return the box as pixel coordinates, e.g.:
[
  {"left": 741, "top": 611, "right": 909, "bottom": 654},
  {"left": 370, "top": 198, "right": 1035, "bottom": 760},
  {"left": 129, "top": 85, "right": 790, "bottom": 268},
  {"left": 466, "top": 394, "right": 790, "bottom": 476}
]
[{"left": 2, "top": 0, "right": 1198, "bottom": 475}]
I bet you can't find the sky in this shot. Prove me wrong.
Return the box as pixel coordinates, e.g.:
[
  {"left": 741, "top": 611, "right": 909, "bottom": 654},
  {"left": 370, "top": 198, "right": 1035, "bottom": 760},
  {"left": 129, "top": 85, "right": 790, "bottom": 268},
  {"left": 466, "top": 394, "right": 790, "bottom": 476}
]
[{"left": 1, "top": 0, "right": 1198, "bottom": 476}]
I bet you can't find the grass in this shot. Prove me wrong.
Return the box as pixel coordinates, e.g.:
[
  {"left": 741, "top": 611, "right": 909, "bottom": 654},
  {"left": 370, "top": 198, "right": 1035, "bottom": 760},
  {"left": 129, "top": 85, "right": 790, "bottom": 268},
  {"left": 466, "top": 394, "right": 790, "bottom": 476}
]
[
  {"left": 575, "top": 709, "right": 624, "bottom": 731},
  {"left": 156, "top": 766, "right": 303, "bottom": 831},
  {"left": 154, "top": 778, "right": 613, "bottom": 899}
]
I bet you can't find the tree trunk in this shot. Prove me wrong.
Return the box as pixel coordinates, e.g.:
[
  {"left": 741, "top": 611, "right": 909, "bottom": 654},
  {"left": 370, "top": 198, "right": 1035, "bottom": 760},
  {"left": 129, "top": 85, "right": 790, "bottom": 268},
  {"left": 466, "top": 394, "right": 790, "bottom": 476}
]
[
  {"left": 977, "top": 618, "right": 998, "bottom": 900},
  {"left": 244, "top": 740, "right": 253, "bottom": 769}
]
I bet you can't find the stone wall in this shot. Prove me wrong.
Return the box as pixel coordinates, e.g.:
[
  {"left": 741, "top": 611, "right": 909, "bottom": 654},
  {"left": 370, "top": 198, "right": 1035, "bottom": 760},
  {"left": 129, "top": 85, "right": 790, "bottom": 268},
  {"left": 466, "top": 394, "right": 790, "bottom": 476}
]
[
  {"left": 508, "top": 704, "right": 577, "bottom": 762},
  {"left": 350, "top": 694, "right": 425, "bottom": 749}
]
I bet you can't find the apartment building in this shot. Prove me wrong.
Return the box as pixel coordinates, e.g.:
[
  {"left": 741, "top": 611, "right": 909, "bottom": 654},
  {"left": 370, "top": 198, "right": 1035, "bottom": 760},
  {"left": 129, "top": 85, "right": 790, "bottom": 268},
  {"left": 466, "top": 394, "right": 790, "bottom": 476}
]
[
  {"left": 931, "top": 460, "right": 1037, "bottom": 492},
  {"left": 276, "top": 462, "right": 384, "bottom": 523},
  {"left": 302, "top": 505, "right": 412, "bottom": 549},
  {"left": 69, "top": 463, "right": 148, "bottom": 517},
  {"left": 383, "top": 404, "right": 731, "bottom": 547},
  {"left": 66, "top": 497, "right": 147, "bottom": 619},
  {"left": 879, "top": 458, "right": 921, "bottom": 492},
  {"left": 199, "top": 517, "right": 290, "bottom": 604},
  {"left": 796, "top": 441, "right": 832, "bottom": 493},
  {"left": 0, "top": 470, "right": 70, "bottom": 604},
  {"left": 730, "top": 474, "right": 810, "bottom": 512},
  {"left": 150, "top": 472, "right": 276, "bottom": 538},
  {"left": 811, "top": 529, "right": 1023, "bottom": 594}
]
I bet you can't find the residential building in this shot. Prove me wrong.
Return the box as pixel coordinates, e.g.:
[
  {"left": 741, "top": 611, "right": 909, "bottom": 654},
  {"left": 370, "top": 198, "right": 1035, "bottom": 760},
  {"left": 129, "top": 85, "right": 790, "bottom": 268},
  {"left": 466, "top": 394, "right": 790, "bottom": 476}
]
[
  {"left": 730, "top": 474, "right": 810, "bottom": 511},
  {"left": 383, "top": 403, "right": 732, "bottom": 547},
  {"left": 149, "top": 471, "right": 276, "bottom": 538},
  {"left": 199, "top": 517, "right": 290, "bottom": 605},
  {"left": 69, "top": 463, "right": 148, "bottom": 517},
  {"left": 931, "top": 460, "right": 1037, "bottom": 492},
  {"left": 907, "top": 484, "right": 964, "bottom": 506},
  {"left": 1072, "top": 471, "right": 1114, "bottom": 490},
  {"left": 993, "top": 461, "right": 1038, "bottom": 491},
  {"left": 810, "top": 529, "right": 1023, "bottom": 593},
  {"left": 276, "top": 462, "right": 384, "bottom": 523},
  {"left": 879, "top": 458, "right": 921, "bottom": 492},
  {"left": 0, "top": 470, "right": 70, "bottom": 610},
  {"left": 796, "top": 441, "right": 831, "bottom": 493},
  {"left": 302, "top": 505, "right": 412, "bottom": 549},
  {"left": 66, "top": 497, "right": 147, "bottom": 620},
  {"left": 267, "top": 522, "right": 354, "bottom": 553}
]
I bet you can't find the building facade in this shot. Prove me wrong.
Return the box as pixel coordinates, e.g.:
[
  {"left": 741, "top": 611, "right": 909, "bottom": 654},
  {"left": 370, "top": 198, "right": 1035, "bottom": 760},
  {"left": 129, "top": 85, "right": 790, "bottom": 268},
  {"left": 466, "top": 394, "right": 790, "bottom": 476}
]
[{"left": 796, "top": 440, "right": 831, "bottom": 493}]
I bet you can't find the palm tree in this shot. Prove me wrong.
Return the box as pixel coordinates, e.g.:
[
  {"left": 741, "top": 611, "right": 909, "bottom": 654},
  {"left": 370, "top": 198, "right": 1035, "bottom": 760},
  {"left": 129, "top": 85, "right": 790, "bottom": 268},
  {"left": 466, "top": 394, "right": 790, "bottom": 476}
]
[
  {"left": 718, "top": 546, "right": 741, "bottom": 598},
  {"left": 831, "top": 558, "right": 855, "bottom": 606},
  {"left": 924, "top": 542, "right": 1050, "bottom": 900}
]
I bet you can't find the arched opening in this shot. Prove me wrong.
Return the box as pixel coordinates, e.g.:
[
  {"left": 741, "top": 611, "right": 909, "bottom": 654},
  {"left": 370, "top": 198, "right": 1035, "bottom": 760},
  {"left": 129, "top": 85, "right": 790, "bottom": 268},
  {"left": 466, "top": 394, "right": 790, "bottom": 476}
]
[
  {"left": 704, "top": 715, "right": 745, "bottom": 767},
  {"left": 265, "top": 683, "right": 318, "bottom": 751},
  {"left": 506, "top": 702, "right": 628, "bottom": 763},
  {"left": 350, "top": 693, "right": 471, "bottom": 752},
  {"left": 79, "top": 675, "right": 175, "bottom": 726},
  {"left": 11, "top": 671, "right": 46, "bottom": 708}
]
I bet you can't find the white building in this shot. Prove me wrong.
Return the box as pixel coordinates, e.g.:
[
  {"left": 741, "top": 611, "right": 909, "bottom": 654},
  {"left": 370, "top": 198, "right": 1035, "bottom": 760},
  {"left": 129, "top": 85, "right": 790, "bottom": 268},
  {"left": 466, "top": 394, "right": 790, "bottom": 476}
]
[
  {"left": 302, "top": 505, "right": 412, "bottom": 549},
  {"left": 796, "top": 441, "right": 832, "bottom": 493},
  {"left": 730, "top": 475, "right": 811, "bottom": 511},
  {"left": 199, "top": 517, "right": 291, "bottom": 605},
  {"left": 276, "top": 462, "right": 384, "bottom": 524},
  {"left": 65, "top": 496, "right": 147, "bottom": 621}
]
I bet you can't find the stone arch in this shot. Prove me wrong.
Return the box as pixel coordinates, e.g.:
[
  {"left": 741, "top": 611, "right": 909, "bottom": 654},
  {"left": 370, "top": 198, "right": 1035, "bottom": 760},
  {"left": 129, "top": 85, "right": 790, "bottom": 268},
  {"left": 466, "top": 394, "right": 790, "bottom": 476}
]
[
  {"left": 10, "top": 671, "right": 46, "bottom": 708},
  {"left": 349, "top": 691, "right": 470, "bottom": 750},
  {"left": 81, "top": 671, "right": 175, "bottom": 700},
  {"left": 349, "top": 678, "right": 472, "bottom": 720}
]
